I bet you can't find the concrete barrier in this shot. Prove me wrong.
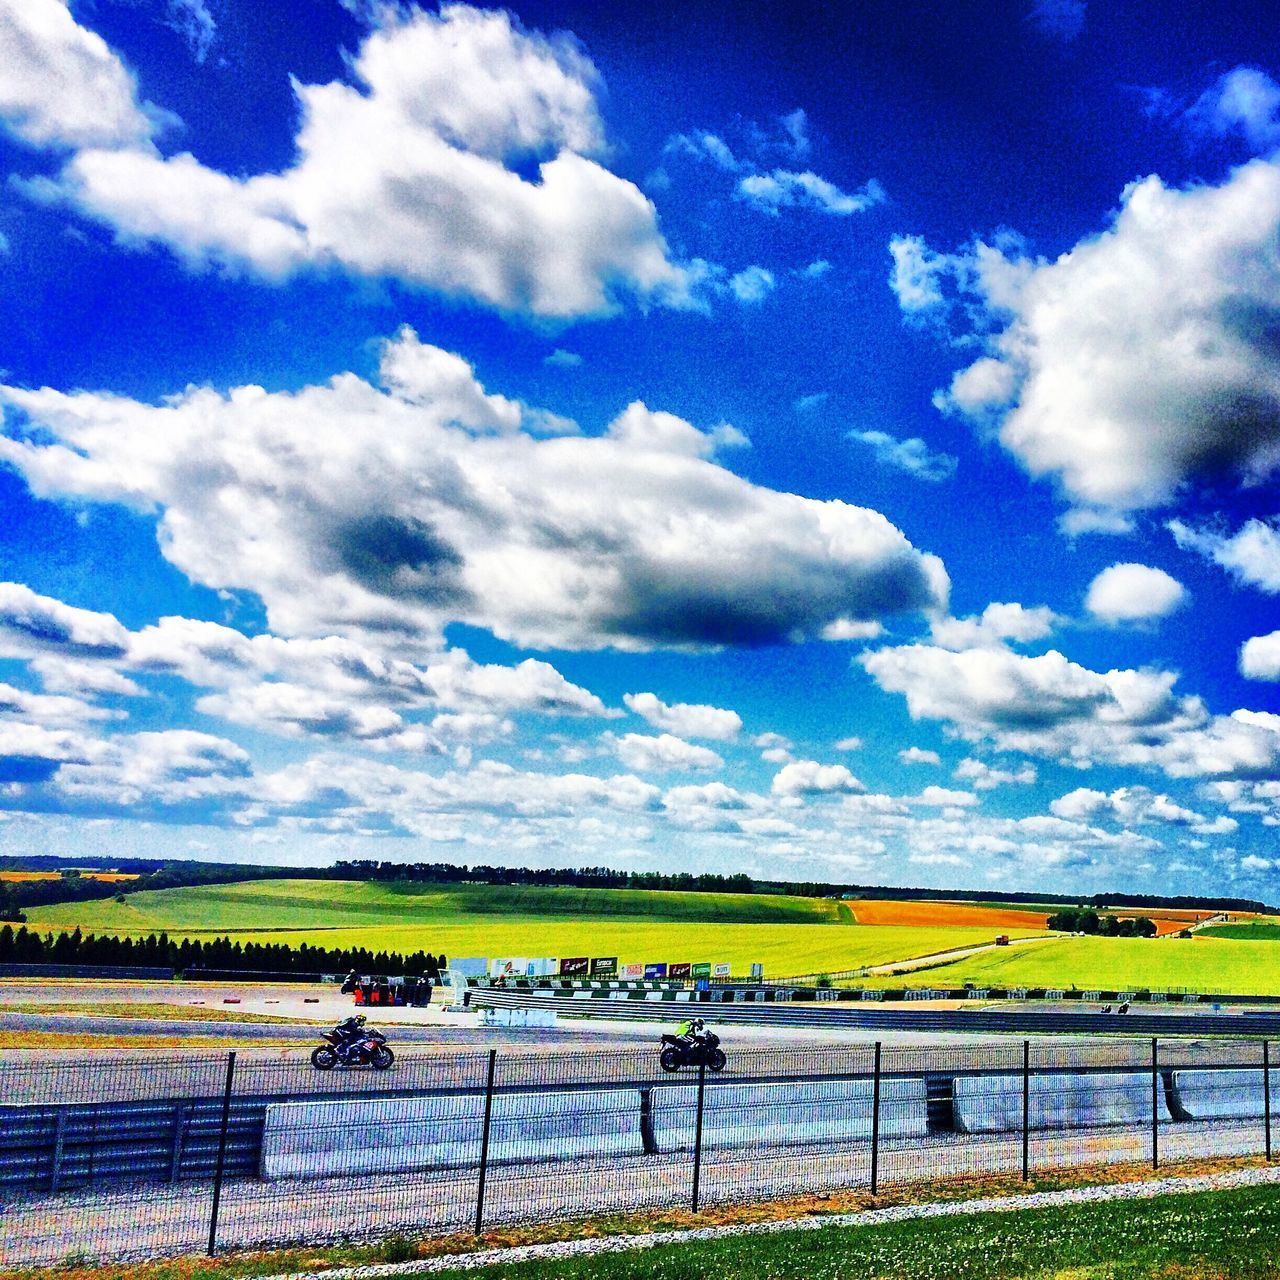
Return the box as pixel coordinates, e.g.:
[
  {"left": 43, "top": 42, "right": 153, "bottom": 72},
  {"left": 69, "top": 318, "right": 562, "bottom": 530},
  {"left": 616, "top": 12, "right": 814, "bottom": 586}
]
[
  {"left": 477, "top": 1006, "right": 557, "bottom": 1027},
  {"left": 1170, "top": 1069, "right": 1280, "bottom": 1121},
  {"left": 650, "top": 1077, "right": 928, "bottom": 1153},
  {"left": 953, "top": 1072, "right": 1156, "bottom": 1133},
  {"left": 261, "top": 1088, "right": 643, "bottom": 1180}
]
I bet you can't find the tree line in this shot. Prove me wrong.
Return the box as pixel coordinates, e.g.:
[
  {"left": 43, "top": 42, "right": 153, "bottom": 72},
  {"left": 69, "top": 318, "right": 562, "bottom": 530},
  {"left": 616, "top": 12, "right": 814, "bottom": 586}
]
[
  {"left": 1045, "top": 908, "right": 1158, "bottom": 937},
  {"left": 0, "top": 925, "right": 445, "bottom": 977}
]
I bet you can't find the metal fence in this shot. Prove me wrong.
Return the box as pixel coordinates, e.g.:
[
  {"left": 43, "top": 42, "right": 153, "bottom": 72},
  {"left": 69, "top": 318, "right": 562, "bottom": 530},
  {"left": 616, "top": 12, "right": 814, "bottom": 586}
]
[{"left": 1, "top": 1037, "right": 1276, "bottom": 1268}]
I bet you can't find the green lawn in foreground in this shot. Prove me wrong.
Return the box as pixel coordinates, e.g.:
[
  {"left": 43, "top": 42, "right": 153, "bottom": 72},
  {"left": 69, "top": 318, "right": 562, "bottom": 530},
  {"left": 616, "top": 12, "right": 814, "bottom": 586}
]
[
  {"left": 455, "top": 1183, "right": 1280, "bottom": 1280},
  {"left": 23, "top": 878, "right": 844, "bottom": 933},
  {"left": 864, "top": 933, "right": 1280, "bottom": 994}
]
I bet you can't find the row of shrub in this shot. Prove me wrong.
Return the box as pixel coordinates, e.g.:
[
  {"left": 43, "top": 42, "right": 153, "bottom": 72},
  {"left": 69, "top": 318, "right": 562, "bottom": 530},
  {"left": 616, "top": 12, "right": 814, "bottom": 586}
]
[
  {"left": 1046, "top": 908, "right": 1158, "bottom": 937},
  {"left": 0, "top": 924, "right": 446, "bottom": 977}
]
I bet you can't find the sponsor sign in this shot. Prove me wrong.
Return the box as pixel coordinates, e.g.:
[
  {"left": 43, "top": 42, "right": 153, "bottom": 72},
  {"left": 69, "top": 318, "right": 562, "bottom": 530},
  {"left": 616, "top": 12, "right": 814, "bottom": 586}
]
[
  {"left": 590, "top": 956, "right": 619, "bottom": 976},
  {"left": 490, "top": 957, "right": 528, "bottom": 978},
  {"left": 644, "top": 963, "right": 668, "bottom": 979},
  {"left": 691, "top": 962, "right": 712, "bottom": 978},
  {"left": 620, "top": 963, "right": 645, "bottom": 979},
  {"left": 749, "top": 963, "right": 763, "bottom": 979},
  {"left": 559, "top": 956, "right": 590, "bottom": 977},
  {"left": 712, "top": 963, "right": 732, "bottom": 978},
  {"left": 668, "top": 962, "right": 692, "bottom": 979},
  {"left": 451, "top": 957, "right": 489, "bottom": 978}
]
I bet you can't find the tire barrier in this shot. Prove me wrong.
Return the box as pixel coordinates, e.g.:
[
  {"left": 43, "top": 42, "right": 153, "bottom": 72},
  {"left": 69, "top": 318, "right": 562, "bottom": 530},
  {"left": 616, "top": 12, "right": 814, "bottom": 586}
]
[
  {"left": 953, "top": 1072, "right": 1159, "bottom": 1133},
  {"left": 649, "top": 1077, "right": 929, "bottom": 1153},
  {"left": 259, "top": 1089, "right": 645, "bottom": 1180}
]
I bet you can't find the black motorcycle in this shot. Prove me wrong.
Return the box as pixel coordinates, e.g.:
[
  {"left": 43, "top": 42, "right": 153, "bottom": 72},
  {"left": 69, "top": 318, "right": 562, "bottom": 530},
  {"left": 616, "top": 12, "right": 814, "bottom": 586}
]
[
  {"left": 659, "top": 1026, "right": 726, "bottom": 1073},
  {"left": 311, "top": 1025, "right": 395, "bottom": 1070}
]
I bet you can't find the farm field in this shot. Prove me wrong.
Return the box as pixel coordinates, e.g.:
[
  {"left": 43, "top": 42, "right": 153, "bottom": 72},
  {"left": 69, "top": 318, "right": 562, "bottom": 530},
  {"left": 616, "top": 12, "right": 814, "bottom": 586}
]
[
  {"left": 20, "top": 878, "right": 1050, "bottom": 976},
  {"left": 0, "top": 870, "right": 138, "bottom": 882},
  {"left": 865, "top": 933, "right": 1280, "bottom": 995},
  {"left": 845, "top": 898, "right": 1052, "bottom": 928},
  {"left": 1198, "top": 921, "right": 1280, "bottom": 941},
  {"left": 22, "top": 878, "right": 847, "bottom": 933}
]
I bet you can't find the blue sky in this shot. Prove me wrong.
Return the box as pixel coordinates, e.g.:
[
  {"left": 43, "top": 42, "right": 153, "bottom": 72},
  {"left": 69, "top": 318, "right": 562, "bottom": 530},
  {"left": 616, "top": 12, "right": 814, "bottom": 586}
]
[{"left": 1, "top": 0, "right": 1280, "bottom": 897}]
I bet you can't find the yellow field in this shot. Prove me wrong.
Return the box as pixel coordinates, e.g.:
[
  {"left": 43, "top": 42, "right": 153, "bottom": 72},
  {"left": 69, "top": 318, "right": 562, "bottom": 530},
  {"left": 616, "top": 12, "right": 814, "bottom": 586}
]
[
  {"left": 864, "top": 934, "right": 1280, "bottom": 995},
  {"left": 195, "top": 921, "right": 1045, "bottom": 976}
]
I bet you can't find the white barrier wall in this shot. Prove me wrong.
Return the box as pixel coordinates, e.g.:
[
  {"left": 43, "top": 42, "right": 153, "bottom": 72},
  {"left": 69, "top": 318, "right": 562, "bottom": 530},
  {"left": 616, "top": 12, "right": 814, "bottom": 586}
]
[
  {"left": 1171, "top": 1069, "right": 1280, "bottom": 1120},
  {"left": 650, "top": 1078, "right": 928, "bottom": 1152},
  {"left": 953, "top": 1072, "right": 1156, "bottom": 1133},
  {"left": 261, "top": 1088, "right": 643, "bottom": 1180},
  {"left": 477, "top": 1006, "right": 558, "bottom": 1027}
]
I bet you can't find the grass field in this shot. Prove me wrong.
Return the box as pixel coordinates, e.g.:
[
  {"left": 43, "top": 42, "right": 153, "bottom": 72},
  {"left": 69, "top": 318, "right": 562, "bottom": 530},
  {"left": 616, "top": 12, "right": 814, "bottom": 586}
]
[
  {"left": 20, "top": 878, "right": 1049, "bottom": 976},
  {"left": 867, "top": 933, "right": 1280, "bottom": 994},
  {"left": 445, "top": 1183, "right": 1280, "bottom": 1280},
  {"left": 1198, "top": 922, "right": 1280, "bottom": 942},
  {"left": 22, "top": 879, "right": 847, "bottom": 932}
]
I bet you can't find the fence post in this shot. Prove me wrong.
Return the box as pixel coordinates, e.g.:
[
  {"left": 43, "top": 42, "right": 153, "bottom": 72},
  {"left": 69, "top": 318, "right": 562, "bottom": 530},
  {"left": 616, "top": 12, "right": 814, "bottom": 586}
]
[
  {"left": 1151, "top": 1038, "right": 1159, "bottom": 1171},
  {"left": 207, "top": 1050, "right": 237, "bottom": 1256},
  {"left": 691, "top": 1059, "right": 707, "bottom": 1213},
  {"left": 870, "top": 1041, "right": 882, "bottom": 1196},
  {"left": 1021, "top": 1039, "right": 1030, "bottom": 1182},
  {"left": 474, "top": 1048, "right": 497, "bottom": 1236},
  {"left": 1265, "top": 1040, "right": 1273, "bottom": 1163}
]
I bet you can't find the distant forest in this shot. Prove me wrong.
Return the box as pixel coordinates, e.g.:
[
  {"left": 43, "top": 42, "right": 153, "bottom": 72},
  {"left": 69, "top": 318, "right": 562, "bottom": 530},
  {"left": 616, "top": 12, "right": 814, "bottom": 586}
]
[{"left": 0, "top": 853, "right": 1271, "bottom": 921}]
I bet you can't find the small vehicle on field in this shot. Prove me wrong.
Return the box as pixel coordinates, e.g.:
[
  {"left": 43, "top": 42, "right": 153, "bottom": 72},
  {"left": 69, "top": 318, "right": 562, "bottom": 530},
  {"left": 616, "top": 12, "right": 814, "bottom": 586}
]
[
  {"left": 659, "top": 1017, "right": 726, "bottom": 1072},
  {"left": 311, "top": 1014, "right": 394, "bottom": 1070}
]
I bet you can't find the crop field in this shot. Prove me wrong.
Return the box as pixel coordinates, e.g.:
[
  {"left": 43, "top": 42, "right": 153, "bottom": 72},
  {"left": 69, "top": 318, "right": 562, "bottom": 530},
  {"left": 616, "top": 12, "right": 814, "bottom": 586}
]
[
  {"left": 867, "top": 933, "right": 1280, "bottom": 995},
  {"left": 1198, "top": 920, "right": 1280, "bottom": 941},
  {"left": 0, "top": 870, "right": 138, "bottom": 882},
  {"left": 844, "top": 899, "right": 1052, "bottom": 928},
  {"left": 22, "top": 879, "right": 846, "bottom": 933},
  {"left": 21, "top": 878, "right": 1050, "bottom": 976}
]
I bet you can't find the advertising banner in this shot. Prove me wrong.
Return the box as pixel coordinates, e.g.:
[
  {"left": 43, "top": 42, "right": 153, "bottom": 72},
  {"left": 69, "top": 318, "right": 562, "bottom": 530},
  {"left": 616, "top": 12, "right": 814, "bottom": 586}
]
[
  {"left": 668, "top": 962, "right": 692, "bottom": 979},
  {"left": 590, "top": 956, "right": 618, "bottom": 976},
  {"left": 452, "top": 957, "right": 490, "bottom": 978},
  {"left": 559, "top": 956, "right": 590, "bottom": 977},
  {"left": 691, "top": 962, "right": 712, "bottom": 979},
  {"left": 490, "top": 957, "right": 527, "bottom": 978},
  {"left": 620, "top": 963, "right": 645, "bottom": 979},
  {"left": 527, "top": 957, "right": 557, "bottom": 977},
  {"left": 644, "top": 962, "right": 668, "bottom": 979},
  {"left": 713, "top": 962, "right": 732, "bottom": 977},
  {"left": 750, "top": 963, "right": 764, "bottom": 979}
]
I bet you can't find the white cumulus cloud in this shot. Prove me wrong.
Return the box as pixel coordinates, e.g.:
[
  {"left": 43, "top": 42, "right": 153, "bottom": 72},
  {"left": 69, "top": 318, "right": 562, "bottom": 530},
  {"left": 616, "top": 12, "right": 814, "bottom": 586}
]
[{"left": 1085, "top": 563, "right": 1187, "bottom": 625}]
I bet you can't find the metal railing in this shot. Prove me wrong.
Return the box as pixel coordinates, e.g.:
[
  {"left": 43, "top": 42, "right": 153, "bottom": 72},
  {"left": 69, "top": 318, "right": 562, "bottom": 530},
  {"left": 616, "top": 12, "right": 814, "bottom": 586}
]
[{"left": 0, "top": 1037, "right": 1276, "bottom": 1268}]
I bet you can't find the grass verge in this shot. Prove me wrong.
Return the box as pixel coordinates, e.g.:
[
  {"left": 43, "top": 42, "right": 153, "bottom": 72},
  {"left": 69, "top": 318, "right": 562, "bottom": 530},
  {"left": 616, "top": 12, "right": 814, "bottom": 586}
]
[{"left": 2, "top": 1155, "right": 1273, "bottom": 1280}]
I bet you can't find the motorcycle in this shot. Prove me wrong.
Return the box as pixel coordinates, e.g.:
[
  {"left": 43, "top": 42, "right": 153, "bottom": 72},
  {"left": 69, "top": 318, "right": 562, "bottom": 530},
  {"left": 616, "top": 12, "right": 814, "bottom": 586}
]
[
  {"left": 311, "top": 1025, "right": 395, "bottom": 1070},
  {"left": 659, "top": 1026, "right": 726, "bottom": 1073}
]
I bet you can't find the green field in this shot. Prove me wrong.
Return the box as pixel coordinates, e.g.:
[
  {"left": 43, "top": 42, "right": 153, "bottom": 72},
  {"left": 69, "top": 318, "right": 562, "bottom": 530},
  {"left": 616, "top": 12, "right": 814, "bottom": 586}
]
[
  {"left": 23, "top": 879, "right": 846, "bottom": 933},
  {"left": 1198, "top": 921, "right": 1280, "bottom": 942},
  {"left": 449, "top": 1184, "right": 1280, "bottom": 1280},
  {"left": 867, "top": 933, "right": 1280, "bottom": 994},
  {"left": 21, "top": 878, "right": 1047, "bottom": 976}
]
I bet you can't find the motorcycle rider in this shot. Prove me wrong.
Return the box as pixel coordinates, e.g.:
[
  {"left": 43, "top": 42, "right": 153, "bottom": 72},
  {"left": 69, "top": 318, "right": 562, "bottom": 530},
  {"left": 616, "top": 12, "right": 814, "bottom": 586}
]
[
  {"left": 674, "top": 1016, "right": 705, "bottom": 1047},
  {"left": 331, "top": 1013, "right": 368, "bottom": 1059}
]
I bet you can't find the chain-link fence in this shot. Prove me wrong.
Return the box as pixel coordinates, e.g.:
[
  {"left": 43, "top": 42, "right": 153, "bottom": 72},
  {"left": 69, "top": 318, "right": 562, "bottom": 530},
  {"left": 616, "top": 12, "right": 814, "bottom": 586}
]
[{"left": 1, "top": 1037, "right": 1275, "bottom": 1267}]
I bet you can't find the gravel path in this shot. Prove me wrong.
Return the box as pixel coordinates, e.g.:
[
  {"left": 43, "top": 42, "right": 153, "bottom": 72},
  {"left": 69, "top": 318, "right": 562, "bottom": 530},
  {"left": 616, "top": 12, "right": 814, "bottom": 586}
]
[{"left": 259, "top": 1164, "right": 1280, "bottom": 1279}]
